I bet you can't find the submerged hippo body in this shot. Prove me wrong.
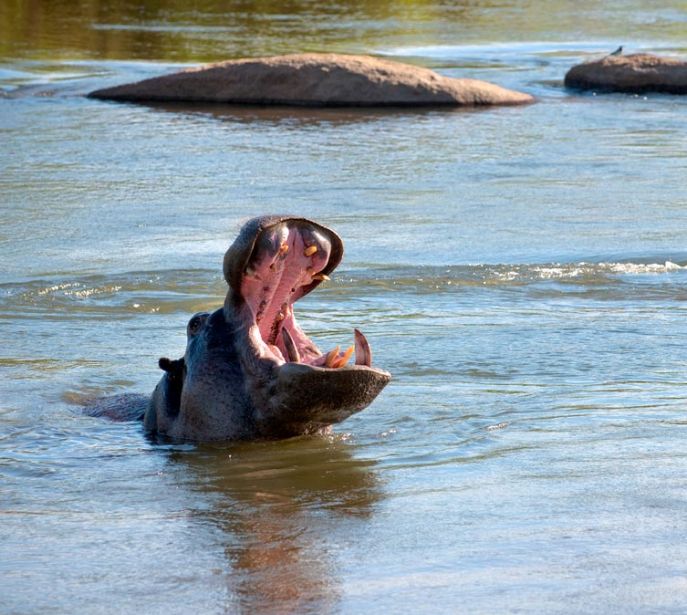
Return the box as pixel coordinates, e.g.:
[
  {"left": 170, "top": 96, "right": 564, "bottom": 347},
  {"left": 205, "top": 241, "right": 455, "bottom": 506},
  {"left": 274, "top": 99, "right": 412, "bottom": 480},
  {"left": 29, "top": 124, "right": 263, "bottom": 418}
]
[
  {"left": 564, "top": 53, "right": 687, "bottom": 94},
  {"left": 88, "top": 53, "right": 534, "bottom": 107},
  {"left": 88, "top": 216, "right": 390, "bottom": 441}
]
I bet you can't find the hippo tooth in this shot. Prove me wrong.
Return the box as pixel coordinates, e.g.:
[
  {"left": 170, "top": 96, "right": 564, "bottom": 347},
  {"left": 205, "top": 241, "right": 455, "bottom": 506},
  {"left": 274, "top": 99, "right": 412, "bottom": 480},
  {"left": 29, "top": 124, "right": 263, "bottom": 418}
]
[
  {"left": 324, "top": 346, "right": 340, "bottom": 368},
  {"left": 304, "top": 245, "right": 318, "bottom": 257},
  {"left": 281, "top": 328, "right": 300, "bottom": 363},
  {"left": 331, "top": 346, "right": 354, "bottom": 369},
  {"left": 312, "top": 273, "right": 330, "bottom": 281},
  {"left": 354, "top": 328, "right": 372, "bottom": 367}
]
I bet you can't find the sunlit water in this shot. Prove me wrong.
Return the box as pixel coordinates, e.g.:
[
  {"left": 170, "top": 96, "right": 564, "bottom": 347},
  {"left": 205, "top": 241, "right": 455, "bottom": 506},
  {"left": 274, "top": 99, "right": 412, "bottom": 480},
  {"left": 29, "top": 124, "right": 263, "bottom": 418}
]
[{"left": 2, "top": 1, "right": 687, "bottom": 613}]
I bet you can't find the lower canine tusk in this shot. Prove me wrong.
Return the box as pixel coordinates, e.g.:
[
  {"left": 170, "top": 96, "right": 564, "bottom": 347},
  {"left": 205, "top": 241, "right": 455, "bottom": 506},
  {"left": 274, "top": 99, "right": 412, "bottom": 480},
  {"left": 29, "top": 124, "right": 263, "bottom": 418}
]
[{"left": 354, "top": 328, "right": 372, "bottom": 367}]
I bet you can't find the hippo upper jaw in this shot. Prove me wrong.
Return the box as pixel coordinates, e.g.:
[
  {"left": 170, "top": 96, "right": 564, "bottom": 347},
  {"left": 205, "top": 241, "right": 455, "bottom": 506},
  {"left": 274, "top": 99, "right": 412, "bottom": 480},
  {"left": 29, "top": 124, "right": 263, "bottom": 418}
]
[{"left": 224, "top": 216, "right": 391, "bottom": 437}]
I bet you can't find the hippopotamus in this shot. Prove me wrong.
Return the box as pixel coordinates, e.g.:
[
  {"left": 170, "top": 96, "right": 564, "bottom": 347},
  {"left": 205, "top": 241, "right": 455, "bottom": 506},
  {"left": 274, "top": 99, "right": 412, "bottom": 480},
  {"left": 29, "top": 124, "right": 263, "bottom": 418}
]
[{"left": 88, "top": 215, "right": 390, "bottom": 441}]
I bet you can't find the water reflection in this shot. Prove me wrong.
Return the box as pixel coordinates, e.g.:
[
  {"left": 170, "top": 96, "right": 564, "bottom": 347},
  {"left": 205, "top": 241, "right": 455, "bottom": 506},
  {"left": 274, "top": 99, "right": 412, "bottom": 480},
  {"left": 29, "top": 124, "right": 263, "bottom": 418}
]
[
  {"left": 142, "top": 100, "right": 482, "bottom": 126},
  {"left": 8, "top": 0, "right": 682, "bottom": 65},
  {"left": 0, "top": 0, "right": 473, "bottom": 62},
  {"left": 166, "top": 437, "right": 381, "bottom": 613}
]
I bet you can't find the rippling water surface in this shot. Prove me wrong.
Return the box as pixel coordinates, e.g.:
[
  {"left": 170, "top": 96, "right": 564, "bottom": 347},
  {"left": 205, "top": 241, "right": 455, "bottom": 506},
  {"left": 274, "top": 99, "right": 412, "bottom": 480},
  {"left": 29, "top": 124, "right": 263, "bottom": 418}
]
[{"left": 3, "top": 1, "right": 687, "bottom": 613}]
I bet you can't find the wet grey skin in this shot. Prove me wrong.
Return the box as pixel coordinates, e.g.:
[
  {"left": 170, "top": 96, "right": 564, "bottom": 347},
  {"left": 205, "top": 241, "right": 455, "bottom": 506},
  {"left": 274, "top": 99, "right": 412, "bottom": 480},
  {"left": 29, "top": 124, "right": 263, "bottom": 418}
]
[{"left": 88, "top": 215, "right": 391, "bottom": 441}]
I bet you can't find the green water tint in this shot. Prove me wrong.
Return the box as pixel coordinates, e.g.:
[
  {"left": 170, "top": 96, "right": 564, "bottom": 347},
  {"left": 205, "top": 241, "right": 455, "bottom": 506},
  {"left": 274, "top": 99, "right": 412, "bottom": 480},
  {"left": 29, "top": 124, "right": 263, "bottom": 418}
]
[{"left": 3, "top": 0, "right": 687, "bottom": 63}]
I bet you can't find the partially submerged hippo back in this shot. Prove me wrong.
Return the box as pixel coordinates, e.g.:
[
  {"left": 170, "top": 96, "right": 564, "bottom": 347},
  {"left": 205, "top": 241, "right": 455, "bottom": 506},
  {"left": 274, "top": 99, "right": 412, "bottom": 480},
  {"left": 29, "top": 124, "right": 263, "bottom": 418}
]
[
  {"left": 88, "top": 53, "right": 534, "bottom": 107},
  {"left": 565, "top": 53, "right": 687, "bottom": 94},
  {"left": 121, "top": 216, "right": 390, "bottom": 441}
]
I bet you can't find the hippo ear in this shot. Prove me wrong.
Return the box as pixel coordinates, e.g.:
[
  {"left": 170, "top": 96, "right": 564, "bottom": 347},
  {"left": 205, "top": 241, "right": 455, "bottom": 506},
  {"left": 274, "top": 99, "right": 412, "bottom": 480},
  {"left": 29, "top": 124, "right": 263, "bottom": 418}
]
[
  {"left": 158, "top": 357, "right": 185, "bottom": 382},
  {"left": 151, "top": 357, "right": 186, "bottom": 425},
  {"left": 222, "top": 215, "right": 344, "bottom": 299}
]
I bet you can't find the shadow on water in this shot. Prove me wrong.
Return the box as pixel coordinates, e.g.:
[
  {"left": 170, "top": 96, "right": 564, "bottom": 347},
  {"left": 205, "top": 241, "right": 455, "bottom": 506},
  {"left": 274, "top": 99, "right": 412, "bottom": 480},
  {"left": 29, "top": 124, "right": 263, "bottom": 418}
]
[{"left": 163, "top": 436, "right": 382, "bottom": 613}]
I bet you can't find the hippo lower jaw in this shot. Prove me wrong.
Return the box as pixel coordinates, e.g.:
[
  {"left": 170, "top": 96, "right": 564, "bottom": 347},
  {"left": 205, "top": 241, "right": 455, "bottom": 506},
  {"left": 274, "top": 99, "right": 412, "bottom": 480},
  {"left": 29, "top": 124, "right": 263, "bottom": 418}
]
[{"left": 225, "top": 216, "right": 391, "bottom": 438}]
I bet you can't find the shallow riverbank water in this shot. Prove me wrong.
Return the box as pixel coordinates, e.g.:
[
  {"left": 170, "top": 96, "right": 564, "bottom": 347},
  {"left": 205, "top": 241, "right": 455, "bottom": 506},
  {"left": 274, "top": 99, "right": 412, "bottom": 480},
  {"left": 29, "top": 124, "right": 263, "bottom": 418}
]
[{"left": 2, "top": 1, "right": 687, "bottom": 613}]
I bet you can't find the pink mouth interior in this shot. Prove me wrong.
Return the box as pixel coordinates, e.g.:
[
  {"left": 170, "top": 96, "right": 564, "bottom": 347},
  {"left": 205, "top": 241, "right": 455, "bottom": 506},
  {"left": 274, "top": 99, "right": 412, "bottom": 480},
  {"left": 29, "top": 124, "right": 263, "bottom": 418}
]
[{"left": 240, "top": 222, "right": 334, "bottom": 366}]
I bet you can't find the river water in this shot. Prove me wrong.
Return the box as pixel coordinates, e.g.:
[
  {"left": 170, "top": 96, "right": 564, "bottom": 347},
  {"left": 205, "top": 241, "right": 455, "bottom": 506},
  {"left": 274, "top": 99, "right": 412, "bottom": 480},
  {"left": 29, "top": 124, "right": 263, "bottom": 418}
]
[{"left": 2, "top": 1, "right": 687, "bottom": 613}]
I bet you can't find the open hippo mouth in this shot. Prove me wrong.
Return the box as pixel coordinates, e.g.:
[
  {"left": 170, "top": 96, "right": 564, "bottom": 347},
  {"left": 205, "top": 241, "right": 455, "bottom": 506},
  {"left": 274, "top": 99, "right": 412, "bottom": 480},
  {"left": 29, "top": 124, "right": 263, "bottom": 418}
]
[
  {"left": 89, "top": 215, "right": 389, "bottom": 441},
  {"left": 226, "top": 216, "right": 373, "bottom": 369},
  {"left": 223, "top": 215, "right": 390, "bottom": 436}
]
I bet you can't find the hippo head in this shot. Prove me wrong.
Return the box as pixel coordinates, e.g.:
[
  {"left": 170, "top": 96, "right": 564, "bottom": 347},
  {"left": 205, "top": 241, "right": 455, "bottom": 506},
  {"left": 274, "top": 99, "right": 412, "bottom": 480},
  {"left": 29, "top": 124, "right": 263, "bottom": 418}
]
[{"left": 145, "top": 215, "right": 390, "bottom": 441}]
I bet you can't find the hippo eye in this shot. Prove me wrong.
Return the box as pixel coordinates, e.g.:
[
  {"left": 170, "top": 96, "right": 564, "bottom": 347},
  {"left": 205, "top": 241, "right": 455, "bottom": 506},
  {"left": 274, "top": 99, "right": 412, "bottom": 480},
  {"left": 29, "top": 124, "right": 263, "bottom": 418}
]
[{"left": 187, "top": 312, "right": 209, "bottom": 336}]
